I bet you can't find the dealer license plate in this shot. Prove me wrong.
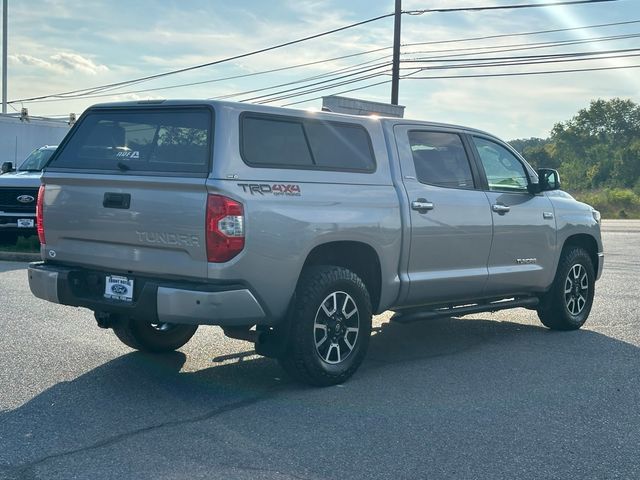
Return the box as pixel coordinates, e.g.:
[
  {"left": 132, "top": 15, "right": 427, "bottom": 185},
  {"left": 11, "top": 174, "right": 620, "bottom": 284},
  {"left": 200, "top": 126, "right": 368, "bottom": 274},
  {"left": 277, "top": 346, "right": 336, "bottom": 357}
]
[
  {"left": 17, "top": 219, "right": 34, "bottom": 228},
  {"left": 104, "top": 275, "right": 134, "bottom": 302}
]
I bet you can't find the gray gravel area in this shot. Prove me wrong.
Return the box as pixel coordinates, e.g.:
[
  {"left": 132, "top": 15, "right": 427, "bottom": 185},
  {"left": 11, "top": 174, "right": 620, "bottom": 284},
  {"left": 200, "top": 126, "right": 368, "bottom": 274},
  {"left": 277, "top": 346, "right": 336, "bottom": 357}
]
[{"left": 0, "top": 220, "right": 638, "bottom": 479}]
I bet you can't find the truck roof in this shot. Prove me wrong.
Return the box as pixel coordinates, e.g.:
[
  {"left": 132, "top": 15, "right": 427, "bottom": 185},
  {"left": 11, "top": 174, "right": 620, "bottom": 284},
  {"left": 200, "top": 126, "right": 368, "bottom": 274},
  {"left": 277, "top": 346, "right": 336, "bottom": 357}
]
[{"left": 86, "top": 99, "right": 500, "bottom": 139}]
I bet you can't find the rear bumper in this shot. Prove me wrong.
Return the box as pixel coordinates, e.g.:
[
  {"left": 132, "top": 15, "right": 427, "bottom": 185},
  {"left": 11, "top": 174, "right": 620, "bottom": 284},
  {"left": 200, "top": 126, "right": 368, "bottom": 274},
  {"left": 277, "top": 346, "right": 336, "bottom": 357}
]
[{"left": 28, "top": 262, "right": 268, "bottom": 327}]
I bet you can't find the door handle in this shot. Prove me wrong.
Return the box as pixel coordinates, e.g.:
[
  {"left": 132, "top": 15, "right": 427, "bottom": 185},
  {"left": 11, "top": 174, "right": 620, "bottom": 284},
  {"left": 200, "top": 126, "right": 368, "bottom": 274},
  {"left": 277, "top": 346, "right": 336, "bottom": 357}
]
[
  {"left": 411, "top": 199, "right": 434, "bottom": 212},
  {"left": 492, "top": 204, "right": 510, "bottom": 214}
]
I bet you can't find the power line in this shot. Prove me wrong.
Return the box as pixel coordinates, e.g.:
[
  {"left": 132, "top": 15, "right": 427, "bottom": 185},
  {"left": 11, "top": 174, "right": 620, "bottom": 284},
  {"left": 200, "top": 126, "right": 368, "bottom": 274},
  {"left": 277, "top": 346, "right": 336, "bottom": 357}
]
[
  {"left": 404, "top": 0, "right": 618, "bottom": 15},
  {"left": 281, "top": 62, "right": 639, "bottom": 107},
  {"left": 401, "top": 19, "right": 640, "bottom": 49},
  {"left": 403, "top": 47, "right": 640, "bottom": 64},
  {"left": 402, "top": 63, "right": 640, "bottom": 79},
  {"left": 281, "top": 79, "right": 393, "bottom": 107},
  {"left": 11, "top": 3, "right": 630, "bottom": 106},
  {"left": 21, "top": 55, "right": 393, "bottom": 105},
  {"left": 243, "top": 46, "right": 640, "bottom": 104},
  {"left": 263, "top": 52, "right": 638, "bottom": 104},
  {"left": 21, "top": 59, "right": 393, "bottom": 105},
  {"left": 13, "top": 18, "right": 639, "bottom": 105},
  {"left": 403, "top": 33, "right": 640, "bottom": 60},
  {"left": 402, "top": 52, "right": 640, "bottom": 73},
  {"left": 279, "top": 68, "right": 432, "bottom": 106},
  {"left": 256, "top": 72, "right": 392, "bottom": 104},
  {"left": 227, "top": 62, "right": 392, "bottom": 101},
  {"left": 24, "top": 48, "right": 394, "bottom": 103},
  {"left": 8, "top": 12, "right": 395, "bottom": 104},
  {"left": 238, "top": 65, "right": 392, "bottom": 103}
]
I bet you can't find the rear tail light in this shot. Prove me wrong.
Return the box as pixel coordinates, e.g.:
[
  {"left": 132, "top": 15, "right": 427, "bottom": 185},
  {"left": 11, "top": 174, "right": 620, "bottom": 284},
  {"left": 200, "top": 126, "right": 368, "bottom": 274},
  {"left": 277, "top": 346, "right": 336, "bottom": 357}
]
[
  {"left": 206, "top": 194, "right": 244, "bottom": 262},
  {"left": 36, "top": 184, "right": 45, "bottom": 244}
]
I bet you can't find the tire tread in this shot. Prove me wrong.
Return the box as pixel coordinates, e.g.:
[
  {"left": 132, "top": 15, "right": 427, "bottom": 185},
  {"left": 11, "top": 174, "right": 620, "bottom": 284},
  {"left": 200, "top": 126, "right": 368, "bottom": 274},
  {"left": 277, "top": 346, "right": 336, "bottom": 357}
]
[
  {"left": 279, "top": 265, "right": 372, "bottom": 386},
  {"left": 537, "top": 246, "right": 595, "bottom": 331}
]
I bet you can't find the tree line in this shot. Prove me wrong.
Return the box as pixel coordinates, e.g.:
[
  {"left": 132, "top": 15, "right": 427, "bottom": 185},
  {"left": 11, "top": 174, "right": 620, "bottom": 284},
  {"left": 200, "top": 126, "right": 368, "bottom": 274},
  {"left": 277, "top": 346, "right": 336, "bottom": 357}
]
[{"left": 509, "top": 98, "right": 640, "bottom": 218}]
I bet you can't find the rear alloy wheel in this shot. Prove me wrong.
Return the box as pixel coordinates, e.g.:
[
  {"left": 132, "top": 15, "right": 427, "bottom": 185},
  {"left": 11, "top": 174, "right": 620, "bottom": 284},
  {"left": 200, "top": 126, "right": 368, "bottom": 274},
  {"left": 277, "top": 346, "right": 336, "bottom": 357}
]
[
  {"left": 279, "top": 266, "right": 372, "bottom": 386},
  {"left": 537, "top": 246, "right": 595, "bottom": 331},
  {"left": 314, "top": 291, "right": 361, "bottom": 365},
  {"left": 112, "top": 317, "right": 198, "bottom": 352}
]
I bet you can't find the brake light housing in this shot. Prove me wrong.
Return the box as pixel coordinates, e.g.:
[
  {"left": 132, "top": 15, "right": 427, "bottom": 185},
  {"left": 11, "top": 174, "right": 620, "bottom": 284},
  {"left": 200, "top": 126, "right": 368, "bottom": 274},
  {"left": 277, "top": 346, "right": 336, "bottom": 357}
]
[
  {"left": 206, "top": 194, "right": 244, "bottom": 262},
  {"left": 36, "top": 184, "right": 46, "bottom": 244}
]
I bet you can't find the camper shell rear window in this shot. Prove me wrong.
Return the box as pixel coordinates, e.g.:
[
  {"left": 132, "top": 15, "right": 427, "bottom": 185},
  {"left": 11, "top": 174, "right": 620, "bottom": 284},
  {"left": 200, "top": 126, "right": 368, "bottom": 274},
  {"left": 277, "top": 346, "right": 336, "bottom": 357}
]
[{"left": 48, "top": 107, "right": 213, "bottom": 175}]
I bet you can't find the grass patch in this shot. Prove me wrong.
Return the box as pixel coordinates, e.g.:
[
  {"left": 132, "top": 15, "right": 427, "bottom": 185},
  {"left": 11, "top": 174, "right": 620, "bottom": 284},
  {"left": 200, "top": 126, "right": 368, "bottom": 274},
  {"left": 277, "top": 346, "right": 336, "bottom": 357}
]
[
  {"left": 0, "top": 235, "right": 41, "bottom": 253},
  {"left": 572, "top": 188, "right": 640, "bottom": 219}
]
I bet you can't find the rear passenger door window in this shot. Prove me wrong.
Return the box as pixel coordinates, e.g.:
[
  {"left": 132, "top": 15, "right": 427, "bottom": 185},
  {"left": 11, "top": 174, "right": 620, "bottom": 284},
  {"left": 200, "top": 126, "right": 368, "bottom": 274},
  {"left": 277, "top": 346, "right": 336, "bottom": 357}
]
[
  {"left": 408, "top": 131, "right": 475, "bottom": 189},
  {"left": 241, "top": 114, "right": 375, "bottom": 172}
]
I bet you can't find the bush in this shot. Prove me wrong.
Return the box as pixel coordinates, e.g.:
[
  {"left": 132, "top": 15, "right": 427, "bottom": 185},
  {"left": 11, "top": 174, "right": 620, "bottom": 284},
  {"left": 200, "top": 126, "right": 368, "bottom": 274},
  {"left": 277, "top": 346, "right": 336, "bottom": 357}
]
[{"left": 572, "top": 189, "right": 640, "bottom": 219}]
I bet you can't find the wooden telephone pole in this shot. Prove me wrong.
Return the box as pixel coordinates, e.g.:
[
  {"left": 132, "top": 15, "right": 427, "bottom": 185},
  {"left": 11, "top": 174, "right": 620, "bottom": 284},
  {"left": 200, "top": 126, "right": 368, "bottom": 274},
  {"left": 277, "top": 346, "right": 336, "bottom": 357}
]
[{"left": 391, "top": 0, "right": 402, "bottom": 105}]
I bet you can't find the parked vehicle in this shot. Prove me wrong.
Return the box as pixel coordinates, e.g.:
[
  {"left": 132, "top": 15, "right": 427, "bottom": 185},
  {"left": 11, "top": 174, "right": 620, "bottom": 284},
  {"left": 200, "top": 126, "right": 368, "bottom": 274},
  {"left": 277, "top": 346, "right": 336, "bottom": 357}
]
[
  {"left": 0, "top": 145, "right": 56, "bottom": 244},
  {"left": 27, "top": 101, "right": 603, "bottom": 385}
]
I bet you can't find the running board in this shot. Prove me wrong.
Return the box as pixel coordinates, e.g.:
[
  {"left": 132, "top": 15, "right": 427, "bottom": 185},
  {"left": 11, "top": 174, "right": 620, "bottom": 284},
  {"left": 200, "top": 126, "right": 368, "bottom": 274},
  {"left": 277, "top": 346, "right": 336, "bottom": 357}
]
[{"left": 391, "top": 297, "right": 539, "bottom": 324}]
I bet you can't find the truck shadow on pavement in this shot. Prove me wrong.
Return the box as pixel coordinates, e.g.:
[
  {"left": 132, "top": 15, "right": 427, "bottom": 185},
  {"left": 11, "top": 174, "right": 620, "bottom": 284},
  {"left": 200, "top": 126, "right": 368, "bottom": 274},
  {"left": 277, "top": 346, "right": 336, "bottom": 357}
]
[{"left": 1, "top": 316, "right": 639, "bottom": 479}]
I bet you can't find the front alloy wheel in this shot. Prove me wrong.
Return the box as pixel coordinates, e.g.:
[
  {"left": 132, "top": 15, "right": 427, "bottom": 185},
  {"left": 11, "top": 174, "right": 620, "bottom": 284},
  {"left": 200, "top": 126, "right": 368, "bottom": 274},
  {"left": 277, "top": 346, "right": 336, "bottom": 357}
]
[
  {"left": 537, "top": 246, "right": 595, "bottom": 330},
  {"left": 564, "top": 264, "right": 589, "bottom": 316}
]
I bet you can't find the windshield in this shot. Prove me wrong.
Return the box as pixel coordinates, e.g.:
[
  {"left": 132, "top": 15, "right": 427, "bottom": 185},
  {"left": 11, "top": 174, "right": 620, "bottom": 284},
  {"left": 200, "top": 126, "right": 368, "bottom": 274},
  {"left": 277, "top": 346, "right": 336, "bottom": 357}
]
[{"left": 19, "top": 148, "right": 55, "bottom": 171}]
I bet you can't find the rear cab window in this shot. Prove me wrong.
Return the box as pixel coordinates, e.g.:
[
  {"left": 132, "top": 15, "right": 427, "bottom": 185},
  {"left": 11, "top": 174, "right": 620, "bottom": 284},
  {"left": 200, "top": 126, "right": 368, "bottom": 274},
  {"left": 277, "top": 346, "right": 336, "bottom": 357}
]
[
  {"left": 48, "top": 107, "right": 213, "bottom": 176},
  {"left": 240, "top": 113, "right": 376, "bottom": 172}
]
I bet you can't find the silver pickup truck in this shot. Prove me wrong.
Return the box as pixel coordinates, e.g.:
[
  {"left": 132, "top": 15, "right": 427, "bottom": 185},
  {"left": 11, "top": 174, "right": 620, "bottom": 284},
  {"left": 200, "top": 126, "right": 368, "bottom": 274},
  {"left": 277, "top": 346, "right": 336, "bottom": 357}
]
[{"left": 28, "top": 100, "right": 603, "bottom": 385}]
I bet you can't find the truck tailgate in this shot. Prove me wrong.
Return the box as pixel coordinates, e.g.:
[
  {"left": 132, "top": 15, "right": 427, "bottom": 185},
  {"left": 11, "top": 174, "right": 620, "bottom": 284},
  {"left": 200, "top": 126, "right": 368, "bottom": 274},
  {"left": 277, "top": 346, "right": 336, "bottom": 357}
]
[{"left": 42, "top": 174, "right": 208, "bottom": 279}]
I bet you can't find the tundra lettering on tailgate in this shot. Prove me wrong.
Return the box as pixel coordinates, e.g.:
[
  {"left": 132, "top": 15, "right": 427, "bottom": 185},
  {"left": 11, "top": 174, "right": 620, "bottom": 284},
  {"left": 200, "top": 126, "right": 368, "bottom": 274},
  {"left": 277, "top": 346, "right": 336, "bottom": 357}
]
[
  {"left": 238, "top": 183, "right": 301, "bottom": 196},
  {"left": 136, "top": 231, "right": 200, "bottom": 247}
]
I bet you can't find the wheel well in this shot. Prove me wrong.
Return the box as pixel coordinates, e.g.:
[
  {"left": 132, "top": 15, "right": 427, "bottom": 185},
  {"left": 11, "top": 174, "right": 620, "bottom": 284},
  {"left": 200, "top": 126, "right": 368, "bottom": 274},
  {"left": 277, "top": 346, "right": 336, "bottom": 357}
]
[
  {"left": 563, "top": 234, "right": 599, "bottom": 273},
  {"left": 302, "top": 241, "right": 382, "bottom": 312}
]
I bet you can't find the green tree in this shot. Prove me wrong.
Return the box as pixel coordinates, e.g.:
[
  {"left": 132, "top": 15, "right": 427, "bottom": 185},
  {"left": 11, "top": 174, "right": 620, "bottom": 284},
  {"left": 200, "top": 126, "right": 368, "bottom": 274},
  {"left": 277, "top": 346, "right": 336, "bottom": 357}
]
[{"left": 550, "top": 98, "right": 640, "bottom": 190}]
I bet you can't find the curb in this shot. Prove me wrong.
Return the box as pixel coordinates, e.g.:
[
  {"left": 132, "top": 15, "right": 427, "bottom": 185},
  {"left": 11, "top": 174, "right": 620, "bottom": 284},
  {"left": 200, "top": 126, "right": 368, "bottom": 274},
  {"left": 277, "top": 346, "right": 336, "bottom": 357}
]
[{"left": 0, "top": 251, "right": 41, "bottom": 262}]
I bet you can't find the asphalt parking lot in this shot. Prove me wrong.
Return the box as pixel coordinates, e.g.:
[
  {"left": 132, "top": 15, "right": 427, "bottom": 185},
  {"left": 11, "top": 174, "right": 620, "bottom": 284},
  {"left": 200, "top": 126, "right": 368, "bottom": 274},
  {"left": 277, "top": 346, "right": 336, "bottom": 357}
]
[{"left": 1, "top": 220, "right": 638, "bottom": 480}]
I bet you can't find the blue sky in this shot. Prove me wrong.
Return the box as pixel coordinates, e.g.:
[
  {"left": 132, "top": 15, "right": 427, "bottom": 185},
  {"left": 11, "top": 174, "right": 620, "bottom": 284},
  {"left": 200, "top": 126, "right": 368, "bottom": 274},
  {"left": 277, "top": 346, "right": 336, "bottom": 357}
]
[{"left": 6, "top": 0, "right": 640, "bottom": 139}]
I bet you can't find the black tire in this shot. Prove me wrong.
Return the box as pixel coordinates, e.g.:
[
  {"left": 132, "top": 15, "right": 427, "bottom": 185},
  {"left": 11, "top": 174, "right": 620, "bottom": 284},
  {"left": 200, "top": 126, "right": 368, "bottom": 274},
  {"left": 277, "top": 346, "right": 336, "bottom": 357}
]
[
  {"left": 279, "top": 266, "right": 372, "bottom": 387},
  {"left": 537, "top": 246, "right": 595, "bottom": 330},
  {"left": 111, "top": 317, "right": 198, "bottom": 353},
  {"left": 0, "top": 232, "right": 18, "bottom": 245}
]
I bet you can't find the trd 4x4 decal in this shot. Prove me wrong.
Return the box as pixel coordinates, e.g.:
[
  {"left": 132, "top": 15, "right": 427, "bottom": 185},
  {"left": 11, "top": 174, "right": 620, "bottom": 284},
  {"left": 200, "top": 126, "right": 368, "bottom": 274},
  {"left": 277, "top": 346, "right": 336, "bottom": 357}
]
[{"left": 238, "top": 183, "right": 301, "bottom": 196}]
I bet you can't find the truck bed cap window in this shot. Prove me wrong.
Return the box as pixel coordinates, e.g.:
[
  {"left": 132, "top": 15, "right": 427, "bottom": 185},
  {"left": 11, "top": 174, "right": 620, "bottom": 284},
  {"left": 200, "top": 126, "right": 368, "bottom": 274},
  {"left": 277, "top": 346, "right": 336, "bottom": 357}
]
[
  {"left": 241, "top": 113, "right": 376, "bottom": 172},
  {"left": 48, "top": 107, "right": 212, "bottom": 175}
]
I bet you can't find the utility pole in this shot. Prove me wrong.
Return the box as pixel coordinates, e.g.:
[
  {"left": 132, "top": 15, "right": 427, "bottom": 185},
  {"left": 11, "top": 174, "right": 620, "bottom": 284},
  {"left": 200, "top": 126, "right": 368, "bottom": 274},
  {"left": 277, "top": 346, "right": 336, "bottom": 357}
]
[
  {"left": 391, "top": 0, "right": 401, "bottom": 105},
  {"left": 2, "top": 0, "right": 7, "bottom": 114}
]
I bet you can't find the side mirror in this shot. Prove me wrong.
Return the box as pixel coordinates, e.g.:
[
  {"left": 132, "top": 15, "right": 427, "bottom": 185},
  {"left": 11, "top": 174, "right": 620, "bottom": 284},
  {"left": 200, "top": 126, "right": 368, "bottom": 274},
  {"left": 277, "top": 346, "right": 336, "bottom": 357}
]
[
  {"left": 1, "top": 162, "right": 13, "bottom": 174},
  {"left": 537, "top": 168, "right": 561, "bottom": 191}
]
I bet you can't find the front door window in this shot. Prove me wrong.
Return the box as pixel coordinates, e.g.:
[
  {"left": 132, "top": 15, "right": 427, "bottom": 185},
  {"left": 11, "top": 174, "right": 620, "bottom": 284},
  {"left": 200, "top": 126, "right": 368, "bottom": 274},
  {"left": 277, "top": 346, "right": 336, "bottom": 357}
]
[{"left": 472, "top": 137, "right": 529, "bottom": 193}]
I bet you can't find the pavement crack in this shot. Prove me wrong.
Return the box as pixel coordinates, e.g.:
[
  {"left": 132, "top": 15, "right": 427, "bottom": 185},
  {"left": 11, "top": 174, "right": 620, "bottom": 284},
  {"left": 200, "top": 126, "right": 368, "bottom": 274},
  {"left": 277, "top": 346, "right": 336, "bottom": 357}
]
[{"left": 9, "top": 387, "right": 283, "bottom": 479}]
